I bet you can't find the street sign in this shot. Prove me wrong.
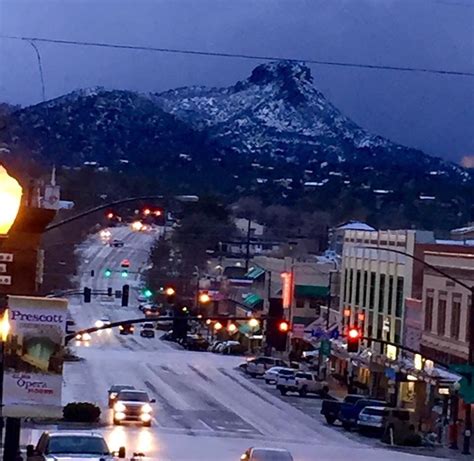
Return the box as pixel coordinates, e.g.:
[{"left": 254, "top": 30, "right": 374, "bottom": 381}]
[
  {"left": 0, "top": 275, "right": 11, "bottom": 285},
  {"left": 320, "top": 339, "right": 332, "bottom": 357},
  {"left": 0, "top": 253, "right": 13, "bottom": 263},
  {"left": 450, "top": 364, "right": 474, "bottom": 404}
]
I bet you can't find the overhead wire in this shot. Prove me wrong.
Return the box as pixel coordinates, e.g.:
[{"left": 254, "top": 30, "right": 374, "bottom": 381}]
[{"left": 1, "top": 34, "right": 473, "bottom": 77}]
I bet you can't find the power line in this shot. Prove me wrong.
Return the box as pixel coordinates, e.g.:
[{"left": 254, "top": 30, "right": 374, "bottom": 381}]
[{"left": 1, "top": 34, "right": 473, "bottom": 78}]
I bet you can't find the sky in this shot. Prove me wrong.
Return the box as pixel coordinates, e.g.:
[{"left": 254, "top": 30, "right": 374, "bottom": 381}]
[{"left": 0, "top": 0, "right": 473, "bottom": 164}]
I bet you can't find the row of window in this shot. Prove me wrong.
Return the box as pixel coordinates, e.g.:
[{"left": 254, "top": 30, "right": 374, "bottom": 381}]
[
  {"left": 343, "top": 268, "right": 404, "bottom": 317},
  {"left": 424, "top": 291, "right": 471, "bottom": 342}
]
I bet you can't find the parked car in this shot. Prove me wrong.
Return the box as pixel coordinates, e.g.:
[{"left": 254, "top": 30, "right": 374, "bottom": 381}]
[
  {"left": 245, "top": 357, "right": 288, "bottom": 378},
  {"left": 220, "top": 340, "right": 245, "bottom": 355},
  {"left": 208, "top": 341, "right": 224, "bottom": 352},
  {"left": 185, "top": 335, "right": 209, "bottom": 351},
  {"left": 140, "top": 322, "right": 155, "bottom": 338},
  {"left": 357, "top": 406, "right": 388, "bottom": 433},
  {"left": 111, "top": 239, "right": 124, "bottom": 247},
  {"left": 294, "top": 372, "right": 329, "bottom": 397},
  {"left": 382, "top": 408, "right": 417, "bottom": 444},
  {"left": 263, "top": 367, "right": 293, "bottom": 385},
  {"left": 339, "top": 398, "right": 388, "bottom": 430},
  {"left": 276, "top": 369, "right": 297, "bottom": 395},
  {"left": 321, "top": 394, "right": 364, "bottom": 425},
  {"left": 240, "top": 447, "right": 293, "bottom": 461}
]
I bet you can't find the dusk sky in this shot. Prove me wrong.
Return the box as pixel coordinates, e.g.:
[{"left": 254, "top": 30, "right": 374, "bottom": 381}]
[{"left": 0, "top": 0, "right": 473, "bottom": 164}]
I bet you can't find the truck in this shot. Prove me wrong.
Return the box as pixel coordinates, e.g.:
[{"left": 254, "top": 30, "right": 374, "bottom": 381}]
[
  {"left": 276, "top": 371, "right": 329, "bottom": 397},
  {"left": 320, "top": 394, "right": 363, "bottom": 425}
]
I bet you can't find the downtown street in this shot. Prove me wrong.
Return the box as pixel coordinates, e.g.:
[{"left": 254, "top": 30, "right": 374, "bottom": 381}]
[{"left": 19, "top": 226, "right": 439, "bottom": 461}]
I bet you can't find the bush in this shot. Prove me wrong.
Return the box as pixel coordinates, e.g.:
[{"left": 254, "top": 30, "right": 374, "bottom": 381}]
[{"left": 63, "top": 402, "right": 101, "bottom": 423}]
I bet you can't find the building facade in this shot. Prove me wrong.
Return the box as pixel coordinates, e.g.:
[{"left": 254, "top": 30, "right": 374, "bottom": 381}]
[
  {"left": 420, "top": 245, "right": 474, "bottom": 365},
  {"left": 340, "top": 229, "right": 435, "bottom": 346}
]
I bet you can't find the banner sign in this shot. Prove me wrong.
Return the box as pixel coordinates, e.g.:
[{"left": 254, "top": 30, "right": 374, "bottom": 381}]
[{"left": 3, "top": 296, "right": 68, "bottom": 417}]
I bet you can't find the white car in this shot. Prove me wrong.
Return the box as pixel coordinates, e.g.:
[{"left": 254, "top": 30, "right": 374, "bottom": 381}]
[
  {"left": 357, "top": 406, "right": 388, "bottom": 432},
  {"left": 241, "top": 447, "right": 293, "bottom": 461},
  {"left": 26, "top": 431, "right": 125, "bottom": 460},
  {"left": 245, "top": 357, "right": 288, "bottom": 377},
  {"left": 263, "top": 367, "right": 293, "bottom": 384}
]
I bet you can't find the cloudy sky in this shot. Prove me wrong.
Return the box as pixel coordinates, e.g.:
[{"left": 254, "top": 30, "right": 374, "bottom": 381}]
[{"left": 0, "top": 0, "right": 473, "bottom": 164}]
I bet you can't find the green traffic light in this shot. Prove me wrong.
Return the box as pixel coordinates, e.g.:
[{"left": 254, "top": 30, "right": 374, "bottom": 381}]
[
  {"left": 144, "top": 289, "right": 153, "bottom": 298},
  {"left": 104, "top": 269, "right": 112, "bottom": 277},
  {"left": 121, "top": 270, "right": 128, "bottom": 278}
]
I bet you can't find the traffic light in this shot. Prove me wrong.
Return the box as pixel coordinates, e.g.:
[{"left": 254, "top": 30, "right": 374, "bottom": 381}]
[
  {"left": 172, "top": 304, "right": 188, "bottom": 341},
  {"left": 122, "top": 284, "right": 130, "bottom": 307},
  {"left": 165, "top": 287, "right": 176, "bottom": 305},
  {"left": 278, "top": 320, "right": 290, "bottom": 333},
  {"left": 90, "top": 270, "right": 95, "bottom": 277},
  {"left": 121, "top": 269, "right": 128, "bottom": 278},
  {"left": 347, "top": 327, "right": 361, "bottom": 353},
  {"left": 104, "top": 268, "right": 112, "bottom": 277},
  {"left": 143, "top": 289, "right": 153, "bottom": 299},
  {"left": 83, "top": 287, "right": 92, "bottom": 303}
]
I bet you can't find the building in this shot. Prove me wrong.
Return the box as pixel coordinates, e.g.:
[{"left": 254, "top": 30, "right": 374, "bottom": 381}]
[
  {"left": 328, "top": 221, "right": 376, "bottom": 256},
  {"left": 420, "top": 244, "right": 474, "bottom": 365},
  {"left": 450, "top": 223, "right": 474, "bottom": 242},
  {"left": 340, "top": 229, "right": 435, "bottom": 346}
]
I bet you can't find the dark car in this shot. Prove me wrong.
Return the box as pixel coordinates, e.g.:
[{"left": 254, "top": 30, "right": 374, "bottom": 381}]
[
  {"left": 119, "top": 324, "right": 134, "bottom": 335},
  {"left": 111, "top": 239, "right": 124, "bottom": 247},
  {"left": 321, "top": 394, "right": 363, "bottom": 425},
  {"left": 108, "top": 384, "right": 135, "bottom": 408},
  {"left": 184, "top": 335, "right": 209, "bottom": 351}
]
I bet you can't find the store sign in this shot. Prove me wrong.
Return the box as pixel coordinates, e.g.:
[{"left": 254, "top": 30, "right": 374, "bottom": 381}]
[
  {"left": 281, "top": 271, "right": 293, "bottom": 309},
  {"left": 3, "top": 296, "right": 68, "bottom": 418},
  {"left": 0, "top": 275, "right": 12, "bottom": 285}
]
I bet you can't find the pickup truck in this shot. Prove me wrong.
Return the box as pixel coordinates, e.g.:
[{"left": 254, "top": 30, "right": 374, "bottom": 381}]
[
  {"left": 276, "top": 371, "right": 329, "bottom": 397},
  {"left": 339, "top": 398, "right": 388, "bottom": 430},
  {"left": 320, "top": 394, "right": 363, "bottom": 425}
]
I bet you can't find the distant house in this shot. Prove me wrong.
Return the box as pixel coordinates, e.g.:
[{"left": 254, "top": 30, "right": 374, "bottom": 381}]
[
  {"left": 450, "top": 223, "right": 474, "bottom": 241},
  {"left": 328, "top": 221, "right": 376, "bottom": 255},
  {"left": 234, "top": 218, "right": 264, "bottom": 237}
]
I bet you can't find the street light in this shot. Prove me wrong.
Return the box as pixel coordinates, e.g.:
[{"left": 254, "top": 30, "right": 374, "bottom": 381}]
[
  {"left": 0, "top": 165, "right": 22, "bottom": 235},
  {"left": 213, "top": 322, "right": 223, "bottom": 331},
  {"left": 248, "top": 318, "right": 260, "bottom": 329},
  {"left": 199, "top": 293, "right": 211, "bottom": 304}
]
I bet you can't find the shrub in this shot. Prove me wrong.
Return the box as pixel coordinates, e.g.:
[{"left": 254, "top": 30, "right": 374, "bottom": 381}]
[{"left": 63, "top": 402, "right": 101, "bottom": 422}]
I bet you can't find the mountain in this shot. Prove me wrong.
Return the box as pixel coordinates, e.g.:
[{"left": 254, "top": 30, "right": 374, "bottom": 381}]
[{"left": 0, "top": 61, "right": 472, "bottom": 229}]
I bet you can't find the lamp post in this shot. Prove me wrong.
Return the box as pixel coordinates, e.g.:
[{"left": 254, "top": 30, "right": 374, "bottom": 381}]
[{"left": 358, "top": 245, "right": 474, "bottom": 455}]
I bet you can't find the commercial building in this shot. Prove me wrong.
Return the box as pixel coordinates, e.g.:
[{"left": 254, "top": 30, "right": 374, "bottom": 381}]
[
  {"left": 420, "top": 244, "right": 474, "bottom": 365},
  {"left": 340, "top": 229, "right": 435, "bottom": 345}
]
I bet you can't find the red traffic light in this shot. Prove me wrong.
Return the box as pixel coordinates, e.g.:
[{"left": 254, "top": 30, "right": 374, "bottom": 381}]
[
  {"left": 278, "top": 321, "right": 290, "bottom": 333},
  {"left": 348, "top": 328, "right": 360, "bottom": 339}
]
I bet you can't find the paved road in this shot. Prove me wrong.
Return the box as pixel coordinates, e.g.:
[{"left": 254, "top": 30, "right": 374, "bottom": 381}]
[{"left": 24, "top": 227, "right": 438, "bottom": 461}]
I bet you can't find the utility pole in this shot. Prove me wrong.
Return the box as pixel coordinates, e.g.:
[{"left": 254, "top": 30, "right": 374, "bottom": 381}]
[{"left": 244, "top": 218, "right": 252, "bottom": 272}]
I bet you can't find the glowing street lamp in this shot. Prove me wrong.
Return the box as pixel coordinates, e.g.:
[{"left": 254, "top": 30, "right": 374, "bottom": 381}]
[
  {"left": 0, "top": 165, "right": 22, "bottom": 235},
  {"left": 248, "top": 318, "right": 259, "bottom": 329},
  {"left": 227, "top": 323, "right": 237, "bottom": 334},
  {"left": 199, "top": 293, "right": 211, "bottom": 304},
  {"left": 213, "top": 322, "right": 223, "bottom": 331},
  {"left": 0, "top": 309, "right": 10, "bottom": 342}
]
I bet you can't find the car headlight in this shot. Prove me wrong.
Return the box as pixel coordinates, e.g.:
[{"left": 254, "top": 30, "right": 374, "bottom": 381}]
[
  {"left": 95, "top": 320, "right": 104, "bottom": 328},
  {"left": 110, "top": 392, "right": 117, "bottom": 400},
  {"left": 141, "top": 403, "right": 152, "bottom": 413},
  {"left": 75, "top": 333, "right": 82, "bottom": 340},
  {"left": 114, "top": 402, "right": 126, "bottom": 412},
  {"left": 82, "top": 333, "right": 92, "bottom": 341}
]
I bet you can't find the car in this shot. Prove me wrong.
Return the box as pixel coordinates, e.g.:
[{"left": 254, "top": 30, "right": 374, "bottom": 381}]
[
  {"left": 321, "top": 394, "right": 364, "bottom": 425},
  {"left": 119, "top": 324, "right": 134, "bottom": 335},
  {"left": 240, "top": 447, "right": 293, "bottom": 461},
  {"left": 184, "top": 335, "right": 209, "bottom": 351},
  {"left": 95, "top": 317, "right": 111, "bottom": 329},
  {"left": 108, "top": 384, "right": 136, "bottom": 407},
  {"left": 294, "top": 371, "right": 329, "bottom": 397},
  {"left": 275, "top": 369, "right": 297, "bottom": 395},
  {"left": 144, "top": 306, "right": 160, "bottom": 318},
  {"left": 99, "top": 229, "right": 112, "bottom": 240},
  {"left": 263, "top": 367, "right": 293, "bottom": 384},
  {"left": 339, "top": 398, "right": 388, "bottom": 431},
  {"left": 140, "top": 322, "right": 155, "bottom": 338},
  {"left": 113, "top": 389, "right": 156, "bottom": 426},
  {"left": 208, "top": 340, "right": 224, "bottom": 352},
  {"left": 75, "top": 332, "right": 91, "bottom": 342},
  {"left": 26, "top": 431, "right": 125, "bottom": 460},
  {"left": 111, "top": 239, "right": 124, "bottom": 248},
  {"left": 245, "top": 357, "right": 288, "bottom": 378},
  {"left": 121, "top": 258, "right": 130, "bottom": 268},
  {"left": 357, "top": 406, "right": 388, "bottom": 433},
  {"left": 220, "top": 340, "right": 245, "bottom": 355}
]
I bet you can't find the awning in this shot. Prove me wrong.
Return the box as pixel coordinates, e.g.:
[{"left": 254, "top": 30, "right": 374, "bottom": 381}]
[
  {"left": 295, "top": 285, "right": 329, "bottom": 298},
  {"left": 246, "top": 267, "right": 265, "bottom": 280},
  {"left": 243, "top": 293, "right": 264, "bottom": 309}
]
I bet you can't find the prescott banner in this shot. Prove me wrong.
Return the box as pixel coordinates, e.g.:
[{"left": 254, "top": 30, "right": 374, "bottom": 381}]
[{"left": 3, "top": 295, "right": 68, "bottom": 417}]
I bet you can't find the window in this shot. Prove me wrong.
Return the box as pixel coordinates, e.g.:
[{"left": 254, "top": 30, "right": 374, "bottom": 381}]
[
  {"left": 348, "top": 269, "right": 354, "bottom": 304},
  {"left": 396, "top": 276, "right": 404, "bottom": 317},
  {"left": 344, "top": 268, "right": 349, "bottom": 303},
  {"left": 310, "top": 299, "right": 321, "bottom": 316},
  {"left": 387, "top": 275, "right": 394, "bottom": 315},
  {"left": 369, "top": 272, "right": 376, "bottom": 309},
  {"left": 355, "top": 270, "right": 361, "bottom": 305},
  {"left": 451, "top": 294, "right": 461, "bottom": 340},
  {"left": 424, "top": 292, "right": 434, "bottom": 332},
  {"left": 437, "top": 294, "right": 447, "bottom": 336},
  {"left": 379, "top": 274, "right": 386, "bottom": 312},
  {"left": 362, "top": 271, "right": 368, "bottom": 307},
  {"left": 296, "top": 298, "right": 305, "bottom": 309}
]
